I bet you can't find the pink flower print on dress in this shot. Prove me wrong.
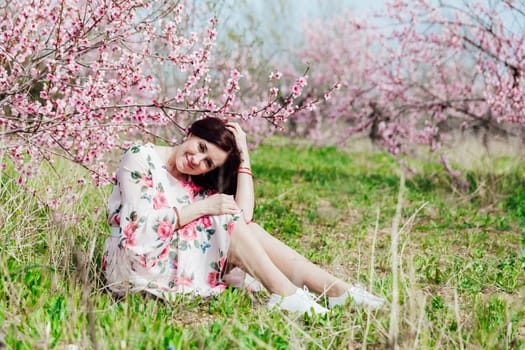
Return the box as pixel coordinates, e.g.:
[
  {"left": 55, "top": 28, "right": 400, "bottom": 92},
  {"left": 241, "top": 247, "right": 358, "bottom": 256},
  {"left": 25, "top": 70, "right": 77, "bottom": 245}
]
[
  {"left": 175, "top": 276, "right": 193, "bottom": 287},
  {"left": 180, "top": 221, "right": 198, "bottom": 241},
  {"left": 182, "top": 181, "right": 199, "bottom": 200},
  {"left": 200, "top": 215, "right": 212, "bottom": 228},
  {"left": 142, "top": 175, "right": 153, "bottom": 188},
  {"left": 157, "top": 221, "right": 174, "bottom": 241},
  {"left": 153, "top": 192, "right": 167, "bottom": 209},
  {"left": 170, "top": 258, "right": 178, "bottom": 270},
  {"left": 122, "top": 221, "right": 138, "bottom": 246},
  {"left": 208, "top": 271, "right": 220, "bottom": 287},
  {"left": 187, "top": 181, "right": 203, "bottom": 193},
  {"left": 159, "top": 245, "right": 169, "bottom": 259},
  {"left": 227, "top": 221, "right": 236, "bottom": 235},
  {"left": 140, "top": 254, "right": 157, "bottom": 268},
  {"left": 108, "top": 213, "right": 121, "bottom": 225}
]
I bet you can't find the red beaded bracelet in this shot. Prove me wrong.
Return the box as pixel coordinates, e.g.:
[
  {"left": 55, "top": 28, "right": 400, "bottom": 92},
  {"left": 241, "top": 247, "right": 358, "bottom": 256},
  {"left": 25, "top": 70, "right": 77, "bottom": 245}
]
[{"left": 238, "top": 166, "right": 253, "bottom": 176}]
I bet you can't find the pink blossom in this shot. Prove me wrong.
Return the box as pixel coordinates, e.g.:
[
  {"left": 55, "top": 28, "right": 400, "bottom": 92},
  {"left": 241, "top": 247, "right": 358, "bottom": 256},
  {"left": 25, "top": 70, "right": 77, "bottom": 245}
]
[
  {"left": 230, "top": 70, "right": 241, "bottom": 79},
  {"left": 207, "top": 29, "right": 216, "bottom": 39},
  {"left": 269, "top": 71, "right": 282, "bottom": 80}
]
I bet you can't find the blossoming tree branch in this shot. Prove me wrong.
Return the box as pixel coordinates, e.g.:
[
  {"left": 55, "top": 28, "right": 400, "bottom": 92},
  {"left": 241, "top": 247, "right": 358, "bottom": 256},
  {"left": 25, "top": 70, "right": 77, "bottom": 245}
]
[
  {"left": 293, "top": 0, "right": 524, "bottom": 181},
  {"left": 2, "top": 0, "right": 523, "bottom": 195},
  {"left": 0, "top": 0, "right": 329, "bottom": 189}
]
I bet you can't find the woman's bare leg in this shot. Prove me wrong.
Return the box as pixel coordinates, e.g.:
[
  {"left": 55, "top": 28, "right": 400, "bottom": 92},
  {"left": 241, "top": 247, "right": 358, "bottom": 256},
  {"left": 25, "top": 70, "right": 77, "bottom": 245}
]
[
  {"left": 228, "top": 220, "right": 297, "bottom": 296},
  {"left": 248, "top": 223, "right": 351, "bottom": 297}
]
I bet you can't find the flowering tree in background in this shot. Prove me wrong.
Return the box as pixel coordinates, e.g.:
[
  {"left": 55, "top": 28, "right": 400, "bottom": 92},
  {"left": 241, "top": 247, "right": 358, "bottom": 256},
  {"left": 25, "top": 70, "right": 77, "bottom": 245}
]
[
  {"left": 3, "top": 0, "right": 523, "bottom": 196},
  {"left": 294, "top": 0, "right": 524, "bottom": 178},
  {"left": 0, "top": 0, "right": 319, "bottom": 193},
  {"left": 287, "top": 9, "right": 369, "bottom": 140}
]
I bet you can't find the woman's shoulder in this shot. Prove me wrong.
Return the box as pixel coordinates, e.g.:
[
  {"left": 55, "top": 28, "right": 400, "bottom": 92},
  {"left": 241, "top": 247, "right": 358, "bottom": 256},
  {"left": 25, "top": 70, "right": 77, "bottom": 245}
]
[
  {"left": 124, "top": 143, "right": 155, "bottom": 154},
  {"left": 151, "top": 145, "right": 173, "bottom": 163},
  {"left": 122, "top": 143, "right": 164, "bottom": 160},
  {"left": 123, "top": 143, "right": 174, "bottom": 170},
  {"left": 119, "top": 143, "right": 160, "bottom": 167}
]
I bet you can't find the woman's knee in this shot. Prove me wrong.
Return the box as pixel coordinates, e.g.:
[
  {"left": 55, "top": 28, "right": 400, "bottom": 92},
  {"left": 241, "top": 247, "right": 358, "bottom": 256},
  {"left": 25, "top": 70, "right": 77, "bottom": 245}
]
[
  {"left": 247, "top": 222, "right": 276, "bottom": 245},
  {"left": 227, "top": 237, "right": 257, "bottom": 272},
  {"left": 229, "top": 220, "right": 256, "bottom": 251}
]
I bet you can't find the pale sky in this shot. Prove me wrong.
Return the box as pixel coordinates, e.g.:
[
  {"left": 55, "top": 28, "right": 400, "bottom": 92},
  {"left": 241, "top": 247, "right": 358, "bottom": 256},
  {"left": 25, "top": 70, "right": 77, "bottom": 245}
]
[{"left": 215, "top": 0, "right": 387, "bottom": 51}]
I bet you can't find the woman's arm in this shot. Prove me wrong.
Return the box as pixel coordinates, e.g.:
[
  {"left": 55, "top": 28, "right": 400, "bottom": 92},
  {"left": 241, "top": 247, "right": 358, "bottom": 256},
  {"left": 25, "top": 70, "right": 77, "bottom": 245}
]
[
  {"left": 113, "top": 146, "right": 182, "bottom": 256},
  {"left": 176, "top": 194, "right": 240, "bottom": 227},
  {"left": 227, "top": 122, "right": 255, "bottom": 222}
]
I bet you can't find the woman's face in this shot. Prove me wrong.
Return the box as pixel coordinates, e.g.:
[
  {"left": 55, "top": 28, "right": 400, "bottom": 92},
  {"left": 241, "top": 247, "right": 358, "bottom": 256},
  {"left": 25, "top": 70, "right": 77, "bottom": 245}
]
[{"left": 174, "top": 134, "right": 228, "bottom": 176}]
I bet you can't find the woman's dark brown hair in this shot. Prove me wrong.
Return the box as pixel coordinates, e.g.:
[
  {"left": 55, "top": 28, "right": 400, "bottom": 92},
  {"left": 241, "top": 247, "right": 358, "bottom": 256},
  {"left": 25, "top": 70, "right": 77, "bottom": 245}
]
[{"left": 188, "top": 117, "right": 241, "bottom": 195}]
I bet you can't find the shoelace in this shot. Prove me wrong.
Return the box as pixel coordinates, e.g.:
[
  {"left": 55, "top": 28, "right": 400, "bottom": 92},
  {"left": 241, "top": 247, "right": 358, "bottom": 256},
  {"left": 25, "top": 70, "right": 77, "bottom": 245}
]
[{"left": 302, "top": 286, "right": 323, "bottom": 303}]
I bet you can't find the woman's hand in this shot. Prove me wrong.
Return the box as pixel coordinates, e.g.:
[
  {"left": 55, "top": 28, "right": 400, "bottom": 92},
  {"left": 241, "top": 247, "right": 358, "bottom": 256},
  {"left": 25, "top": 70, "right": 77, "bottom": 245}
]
[
  {"left": 226, "top": 121, "right": 254, "bottom": 221},
  {"left": 200, "top": 193, "right": 241, "bottom": 216},
  {"left": 177, "top": 194, "right": 240, "bottom": 227},
  {"left": 226, "top": 122, "right": 249, "bottom": 159}
]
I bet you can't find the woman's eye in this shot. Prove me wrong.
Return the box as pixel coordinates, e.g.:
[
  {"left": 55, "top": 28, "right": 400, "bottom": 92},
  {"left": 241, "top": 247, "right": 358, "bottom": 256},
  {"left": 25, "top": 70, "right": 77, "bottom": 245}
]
[
  {"left": 206, "top": 160, "right": 213, "bottom": 168},
  {"left": 199, "top": 143, "right": 205, "bottom": 152}
]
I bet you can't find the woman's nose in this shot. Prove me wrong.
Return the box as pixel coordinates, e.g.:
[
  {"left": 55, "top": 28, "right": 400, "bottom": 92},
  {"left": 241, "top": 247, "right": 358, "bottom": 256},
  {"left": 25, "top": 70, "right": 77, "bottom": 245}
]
[{"left": 193, "top": 154, "right": 205, "bottom": 166}]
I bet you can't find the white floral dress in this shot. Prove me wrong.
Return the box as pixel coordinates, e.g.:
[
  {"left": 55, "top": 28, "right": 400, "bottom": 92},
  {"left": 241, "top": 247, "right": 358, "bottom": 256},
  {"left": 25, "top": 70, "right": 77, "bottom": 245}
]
[{"left": 102, "top": 143, "right": 241, "bottom": 298}]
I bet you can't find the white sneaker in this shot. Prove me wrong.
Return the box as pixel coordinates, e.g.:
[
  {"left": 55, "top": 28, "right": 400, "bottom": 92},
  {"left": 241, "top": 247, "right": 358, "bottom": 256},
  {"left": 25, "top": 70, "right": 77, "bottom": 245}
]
[
  {"left": 268, "top": 288, "right": 328, "bottom": 316},
  {"left": 328, "top": 284, "right": 385, "bottom": 309}
]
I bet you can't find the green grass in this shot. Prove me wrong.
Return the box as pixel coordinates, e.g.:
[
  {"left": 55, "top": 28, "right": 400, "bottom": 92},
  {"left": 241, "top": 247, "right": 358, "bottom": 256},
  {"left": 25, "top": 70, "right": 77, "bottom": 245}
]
[{"left": 1, "top": 140, "right": 524, "bottom": 349}]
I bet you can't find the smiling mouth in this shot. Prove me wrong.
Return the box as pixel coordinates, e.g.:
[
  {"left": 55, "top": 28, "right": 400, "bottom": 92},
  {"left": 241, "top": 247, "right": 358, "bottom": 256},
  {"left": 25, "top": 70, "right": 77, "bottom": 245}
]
[{"left": 185, "top": 155, "right": 194, "bottom": 170}]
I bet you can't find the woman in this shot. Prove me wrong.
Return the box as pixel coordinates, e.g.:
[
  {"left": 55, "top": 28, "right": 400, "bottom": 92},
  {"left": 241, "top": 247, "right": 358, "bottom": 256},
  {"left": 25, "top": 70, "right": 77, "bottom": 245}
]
[{"left": 102, "top": 117, "right": 384, "bottom": 315}]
